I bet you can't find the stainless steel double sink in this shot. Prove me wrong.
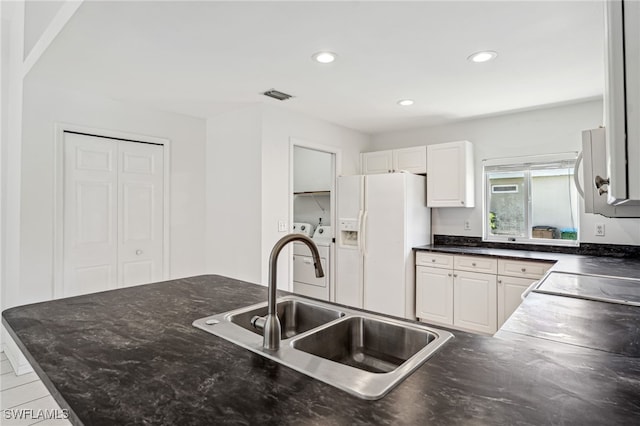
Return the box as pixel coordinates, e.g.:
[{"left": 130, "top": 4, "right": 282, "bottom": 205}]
[{"left": 193, "top": 295, "right": 453, "bottom": 399}]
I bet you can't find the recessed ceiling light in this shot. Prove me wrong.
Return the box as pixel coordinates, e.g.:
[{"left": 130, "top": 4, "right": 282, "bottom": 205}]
[
  {"left": 312, "top": 51, "right": 337, "bottom": 64},
  {"left": 397, "top": 99, "right": 414, "bottom": 106},
  {"left": 467, "top": 51, "right": 498, "bottom": 63}
]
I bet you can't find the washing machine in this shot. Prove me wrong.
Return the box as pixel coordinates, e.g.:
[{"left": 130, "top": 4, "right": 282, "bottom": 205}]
[
  {"left": 292, "top": 225, "right": 331, "bottom": 301},
  {"left": 292, "top": 222, "right": 314, "bottom": 237}
]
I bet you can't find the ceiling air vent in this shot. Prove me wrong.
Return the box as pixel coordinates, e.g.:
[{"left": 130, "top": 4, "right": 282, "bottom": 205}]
[{"left": 263, "top": 89, "right": 293, "bottom": 101}]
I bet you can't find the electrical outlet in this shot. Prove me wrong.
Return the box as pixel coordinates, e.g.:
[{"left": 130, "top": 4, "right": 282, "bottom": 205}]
[
  {"left": 595, "top": 223, "right": 605, "bottom": 237},
  {"left": 464, "top": 220, "right": 471, "bottom": 231},
  {"left": 278, "top": 220, "right": 288, "bottom": 232}
]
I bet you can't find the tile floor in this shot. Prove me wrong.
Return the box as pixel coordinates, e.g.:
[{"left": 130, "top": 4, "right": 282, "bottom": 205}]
[{"left": 0, "top": 353, "right": 71, "bottom": 426}]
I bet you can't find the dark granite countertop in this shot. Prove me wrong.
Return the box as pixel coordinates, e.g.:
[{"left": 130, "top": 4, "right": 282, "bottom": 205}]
[
  {"left": 3, "top": 274, "right": 640, "bottom": 425},
  {"left": 498, "top": 292, "right": 640, "bottom": 356},
  {"left": 414, "top": 244, "right": 640, "bottom": 279}
]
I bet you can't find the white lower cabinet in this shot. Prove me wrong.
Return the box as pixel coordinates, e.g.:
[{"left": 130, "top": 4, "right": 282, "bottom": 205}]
[
  {"left": 497, "top": 275, "right": 535, "bottom": 326},
  {"left": 495, "top": 258, "right": 552, "bottom": 326},
  {"left": 453, "top": 271, "right": 497, "bottom": 334},
  {"left": 416, "top": 266, "right": 453, "bottom": 325},
  {"left": 416, "top": 252, "right": 553, "bottom": 335}
]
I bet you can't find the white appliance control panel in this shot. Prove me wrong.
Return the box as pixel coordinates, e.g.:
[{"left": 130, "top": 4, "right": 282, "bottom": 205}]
[
  {"left": 292, "top": 222, "right": 314, "bottom": 237},
  {"left": 339, "top": 219, "right": 359, "bottom": 247},
  {"left": 339, "top": 219, "right": 358, "bottom": 231}
]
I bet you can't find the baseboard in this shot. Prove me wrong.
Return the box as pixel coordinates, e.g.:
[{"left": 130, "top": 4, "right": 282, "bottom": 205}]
[{"left": 1, "top": 325, "right": 34, "bottom": 375}]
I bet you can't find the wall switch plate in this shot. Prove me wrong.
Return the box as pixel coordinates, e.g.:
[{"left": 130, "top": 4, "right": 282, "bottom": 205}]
[
  {"left": 464, "top": 220, "right": 471, "bottom": 230},
  {"left": 595, "top": 223, "right": 605, "bottom": 237},
  {"left": 278, "top": 220, "right": 288, "bottom": 232}
]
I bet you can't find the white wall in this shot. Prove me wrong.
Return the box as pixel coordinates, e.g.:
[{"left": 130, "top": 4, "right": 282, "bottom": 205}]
[
  {"left": 18, "top": 78, "right": 207, "bottom": 305},
  {"left": 205, "top": 104, "right": 371, "bottom": 289},
  {"left": 261, "top": 105, "right": 370, "bottom": 289},
  {"left": 372, "top": 99, "right": 640, "bottom": 246},
  {"left": 23, "top": 0, "right": 65, "bottom": 59},
  {"left": 1, "top": 2, "right": 26, "bottom": 314},
  {"left": 206, "top": 105, "right": 263, "bottom": 284}
]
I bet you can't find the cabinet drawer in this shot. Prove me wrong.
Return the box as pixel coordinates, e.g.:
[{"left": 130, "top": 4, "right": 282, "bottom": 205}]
[
  {"left": 416, "top": 252, "right": 453, "bottom": 268},
  {"left": 453, "top": 255, "right": 497, "bottom": 274},
  {"left": 498, "top": 259, "right": 553, "bottom": 279}
]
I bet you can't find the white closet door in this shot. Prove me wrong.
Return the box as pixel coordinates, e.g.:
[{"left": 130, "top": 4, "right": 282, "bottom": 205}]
[
  {"left": 63, "top": 133, "right": 164, "bottom": 296},
  {"left": 64, "top": 133, "right": 118, "bottom": 296},
  {"left": 118, "top": 142, "right": 164, "bottom": 287}
]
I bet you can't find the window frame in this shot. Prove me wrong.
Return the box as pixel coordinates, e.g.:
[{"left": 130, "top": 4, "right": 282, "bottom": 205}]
[{"left": 482, "top": 152, "right": 580, "bottom": 247}]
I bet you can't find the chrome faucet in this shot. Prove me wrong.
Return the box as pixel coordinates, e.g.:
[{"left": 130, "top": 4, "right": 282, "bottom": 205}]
[{"left": 251, "top": 233, "right": 324, "bottom": 351}]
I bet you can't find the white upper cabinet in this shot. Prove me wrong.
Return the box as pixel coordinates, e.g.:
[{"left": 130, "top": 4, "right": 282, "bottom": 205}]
[
  {"left": 361, "top": 150, "right": 394, "bottom": 174},
  {"left": 361, "top": 146, "right": 426, "bottom": 175},
  {"left": 293, "top": 146, "right": 332, "bottom": 193},
  {"left": 604, "top": 0, "right": 640, "bottom": 205},
  {"left": 393, "top": 146, "right": 427, "bottom": 174},
  {"left": 427, "top": 140, "right": 474, "bottom": 207}
]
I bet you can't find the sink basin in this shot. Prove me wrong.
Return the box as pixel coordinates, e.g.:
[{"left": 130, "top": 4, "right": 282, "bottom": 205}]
[
  {"left": 229, "top": 298, "right": 345, "bottom": 338},
  {"left": 292, "top": 316, "right": 436, "bottom": 373},
  {"left": 193, "top": 295, "right": 453, "bottom": 399}
]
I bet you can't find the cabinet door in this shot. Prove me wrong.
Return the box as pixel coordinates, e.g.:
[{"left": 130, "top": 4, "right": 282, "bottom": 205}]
[
  {"left": 393, "top": 146, "right": 426, "bottom": 174},
  {"left": 497, "top": 275, "right": 535, "bottom": 327},
  {"left": 427, "top": 141, "right": 474, "bottom": 207},
  {"left": 416, "top": 266, "right": 453, "bottom": 325},
  {"left": 453, "top": 271, "right": 497, "bottom": 334},
  {"left": 361, "top": 150, "right": 393, "bottom": 174},
  {"left": 294, "top": 147, "right": 332, "bottom": 192}
]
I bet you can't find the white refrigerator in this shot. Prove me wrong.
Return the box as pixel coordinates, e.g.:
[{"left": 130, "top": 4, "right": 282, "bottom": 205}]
[{"left": 335, "top": 173, "right": 431, "bottom": 319}]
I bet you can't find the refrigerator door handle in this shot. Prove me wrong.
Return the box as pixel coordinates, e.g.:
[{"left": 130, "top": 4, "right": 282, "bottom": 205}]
[
  {"left": 356, "top": 210, "right": 364, "bottom": 253},
  {"left": 361, "top": 210, "right": 369, "bottom": 256}
]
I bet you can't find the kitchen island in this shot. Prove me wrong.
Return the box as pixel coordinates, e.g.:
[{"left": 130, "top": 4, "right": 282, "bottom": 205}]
[{"left": 3, "top": 273, "right": 640, "bottom": 425}]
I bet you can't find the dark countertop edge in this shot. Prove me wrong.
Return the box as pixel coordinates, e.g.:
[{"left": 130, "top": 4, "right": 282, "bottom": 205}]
[
  {"left": 413, "top": 244, "right": 640, "bottom": 280},
  {"left": 430, "top": 235, "right": 640, "bottom": 258},
  {"left": 1, "top": 317, "right": 82, "bottom": 426},
  {"left": 413, "top": 244, "right": 567, "bottom": 262},
  {"left": 495, "top": 323, "right": 614, "bottom": 356}
]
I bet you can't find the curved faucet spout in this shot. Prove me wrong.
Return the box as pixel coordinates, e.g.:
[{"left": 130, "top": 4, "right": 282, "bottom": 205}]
[{"left": 261, "top": 234, "right": 324, "bottom": 351}]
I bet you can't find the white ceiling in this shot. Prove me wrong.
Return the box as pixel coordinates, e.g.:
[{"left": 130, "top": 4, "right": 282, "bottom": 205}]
[{"left": 29, "top": 1, "right": 605, "bottom": 134}]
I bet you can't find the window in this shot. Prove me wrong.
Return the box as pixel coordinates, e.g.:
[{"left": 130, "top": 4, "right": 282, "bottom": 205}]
[{"left": 483, "top": 153, "right": 579, "bottom": 246}]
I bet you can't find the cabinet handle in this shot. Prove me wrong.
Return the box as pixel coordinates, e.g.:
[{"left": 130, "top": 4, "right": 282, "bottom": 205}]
[
  {"left": 461, "top": 201, "right": 465, "bottom": 205},
  {"left": 472, "top": 262, "right": 477, "bottom": 267},
  {"left": 498, "top": 279, "right": 502, "bottom": 285},
  {"left": 432, "top": 259, "right": 436, "bottom": 263},
  {"left": 453, "top": 274, "right": 458, "bottom": 278},
  {"left": 448, "top": 273, "right": 452, "bottom": 277},
  {"left": 521, "top": 268, "right": 526, "bottom": 272},
  {"left": 135, "top": 249, "right": 143, "bottom": 256}
]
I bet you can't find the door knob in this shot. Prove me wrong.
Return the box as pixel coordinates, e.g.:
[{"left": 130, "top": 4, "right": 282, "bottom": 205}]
[{"left": 135, "top": 250, "right": 143, "bottom": 255}]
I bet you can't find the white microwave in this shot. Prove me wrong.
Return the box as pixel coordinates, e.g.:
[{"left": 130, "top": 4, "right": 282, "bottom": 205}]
[{"left": 603, "top": 0, "right": 640, "bottom": 206}]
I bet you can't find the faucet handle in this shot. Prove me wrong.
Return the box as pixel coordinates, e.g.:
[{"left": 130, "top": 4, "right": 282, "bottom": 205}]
[{"left": 251, "top": 315, "right": 266, "bottom": 331}]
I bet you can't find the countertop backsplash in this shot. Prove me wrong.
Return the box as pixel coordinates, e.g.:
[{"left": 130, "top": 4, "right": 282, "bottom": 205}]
[{"left": 433, "top": 235, "right": 640, "bottom": 259}]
